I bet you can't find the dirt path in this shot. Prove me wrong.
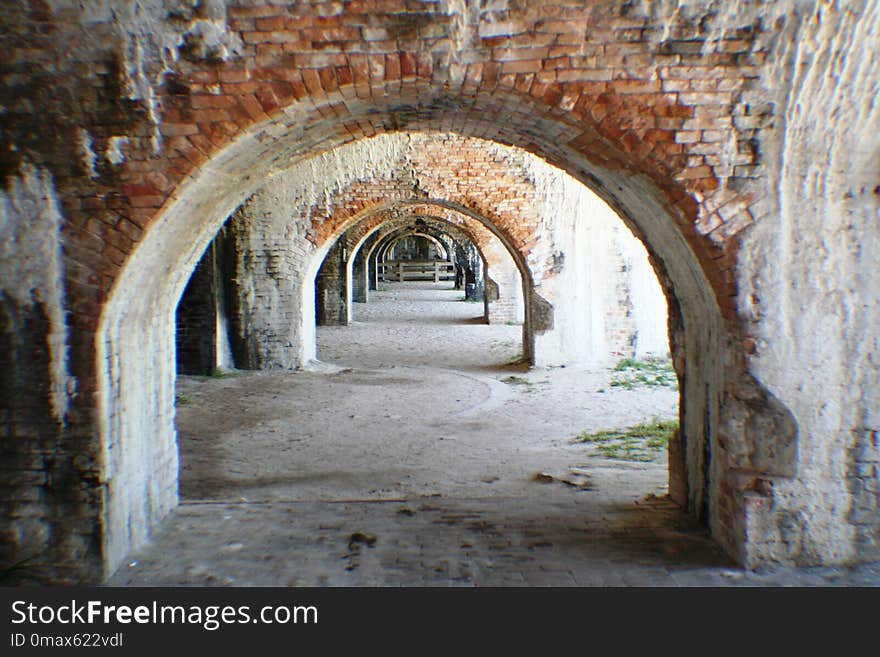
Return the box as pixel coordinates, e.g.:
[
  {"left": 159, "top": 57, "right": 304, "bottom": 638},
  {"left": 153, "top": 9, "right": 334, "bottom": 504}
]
[
  {"left": 176, "top": 282, "right": 677, "bottom": 505},
  {"left": 109, "top": 283, "right": 879, "bottom": 585}
]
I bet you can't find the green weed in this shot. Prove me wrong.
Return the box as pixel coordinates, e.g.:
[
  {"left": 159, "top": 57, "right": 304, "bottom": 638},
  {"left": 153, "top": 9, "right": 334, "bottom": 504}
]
[
  {"left": 501, "top": 375, "right": 536, "bottom": 393},
  {"left": 575, "top": 418, "right": 678, "bottom": 462},
  {"left": 609, "top": 356, "right": 677, "bottom": 390}
]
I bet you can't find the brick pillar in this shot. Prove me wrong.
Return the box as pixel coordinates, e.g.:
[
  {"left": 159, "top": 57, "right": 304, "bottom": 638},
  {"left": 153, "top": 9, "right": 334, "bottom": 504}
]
[
  {"left": 315, "top": 241, "right": 348, "bottom": 326},
  {"left": 352, "top": 247, "right": 368, "bottom": 303}
]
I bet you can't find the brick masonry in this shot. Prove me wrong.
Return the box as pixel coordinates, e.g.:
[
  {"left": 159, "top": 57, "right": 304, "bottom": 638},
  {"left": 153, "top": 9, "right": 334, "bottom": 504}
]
[{"left": 0, "top": 1, "right": 877, "bottom": 580}]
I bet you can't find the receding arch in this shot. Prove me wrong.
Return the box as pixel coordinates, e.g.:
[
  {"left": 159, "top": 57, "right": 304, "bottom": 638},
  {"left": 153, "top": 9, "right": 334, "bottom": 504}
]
[
  {"left": 296, "top": 193, "right": 541, "bottom": 369},
  {"left": 382, "top": 232, "right": 449, "bottom": 262},
  {"left": 97, "top": 86, "right": 727, "bottom": 578},
  {"left": 341, "top": 208, "right": 524, "bottom": 327}
]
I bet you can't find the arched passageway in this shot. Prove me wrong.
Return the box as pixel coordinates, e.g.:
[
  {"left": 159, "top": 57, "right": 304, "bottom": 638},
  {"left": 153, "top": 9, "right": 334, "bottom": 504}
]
[
  {"left": 331, "top": 211, "right": 506, "bottom": 324},
  {"left": 98, "top": 113, "right": 725, "bottom": 582},
  {"left": 114, "top": 285, "right": 694, "bottom": 585},
  {"left": 3, "top": 2, "right": 876, "bottom": 584}
]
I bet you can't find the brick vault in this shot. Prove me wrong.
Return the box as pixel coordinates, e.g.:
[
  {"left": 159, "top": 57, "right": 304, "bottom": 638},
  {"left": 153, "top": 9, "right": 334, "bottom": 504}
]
[{"left": 0, "top": 0, "right": 877, "bottom": 582}]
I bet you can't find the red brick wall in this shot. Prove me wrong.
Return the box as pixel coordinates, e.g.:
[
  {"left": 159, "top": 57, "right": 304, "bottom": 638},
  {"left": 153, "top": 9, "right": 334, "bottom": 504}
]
[
  {"left": 0, "top": 1, "right": 786, "bottom": 581},
  {"left": 42, "top": 1, "right": 761, "bottom": 321}
]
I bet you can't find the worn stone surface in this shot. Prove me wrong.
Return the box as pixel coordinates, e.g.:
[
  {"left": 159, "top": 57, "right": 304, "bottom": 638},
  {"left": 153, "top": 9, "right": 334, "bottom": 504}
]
[
  {"left": 315, "top": 239, "right": 348, "bottom": 327},
  {"left": 106, "top": 497, "right": 880, "bottom": 587},
  {"left": 733, "top": 1, "right": 880, "bottom": 567},
  {"left": 107, "top": 285, "right": 878, "bottom": 588},
  {"left": 228, "top": 133, "right": 666, "bottom": 367},
  {"left": 1, "top": 0, "right": 877, "bottom": 582}
]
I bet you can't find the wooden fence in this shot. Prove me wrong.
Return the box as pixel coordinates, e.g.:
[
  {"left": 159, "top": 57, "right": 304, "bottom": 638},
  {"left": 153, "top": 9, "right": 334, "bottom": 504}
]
[{"left": 378, "top": 260, "right": 456, "bottom": 282}]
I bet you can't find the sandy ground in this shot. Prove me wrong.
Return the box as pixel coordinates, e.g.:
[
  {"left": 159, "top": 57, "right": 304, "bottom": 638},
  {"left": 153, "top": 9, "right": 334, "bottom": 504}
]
[
  {"left": 109, "top": 283, "right": 880, "bottom": 586},
  {"left": 177, "top": 282, "right": 678, "bottom": 504}
]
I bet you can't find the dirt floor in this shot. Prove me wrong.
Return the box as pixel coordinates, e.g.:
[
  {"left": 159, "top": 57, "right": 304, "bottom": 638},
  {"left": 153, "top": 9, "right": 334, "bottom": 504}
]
[
  {"left": 109, "top": 283, "right": 880, "bottom": 586},
  {"left": 176, "top": 282, "right": 678, "bottom": 505}
]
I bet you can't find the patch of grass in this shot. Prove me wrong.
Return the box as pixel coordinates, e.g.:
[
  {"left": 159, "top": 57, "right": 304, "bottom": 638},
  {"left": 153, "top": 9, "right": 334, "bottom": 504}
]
[
  {"left": 613, "top": 357, "right": 650, "bottom": 371},
  {"left": 501, "top": 374, "right": 536, "bottom": 393},
  {"left": 574, "top": 418, "right": 678, "bottom": 463},
  {"left": 610, "top": 356, "right": 677, "bottom": 390},
  {"left": 175, "top": 394, "right": 192, "bottom": 406},
  {"left": 210, "top": 368, "right": 227, "bottom": 378}
]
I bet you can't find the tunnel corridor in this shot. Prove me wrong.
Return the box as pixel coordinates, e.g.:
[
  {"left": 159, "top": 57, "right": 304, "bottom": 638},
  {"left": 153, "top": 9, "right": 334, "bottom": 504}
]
[
  {"left": 107, "top": 283, "right": 876, "bottom": 586},
  {"left": 3, "top": 1, "right": 878, "bottom": 586}
]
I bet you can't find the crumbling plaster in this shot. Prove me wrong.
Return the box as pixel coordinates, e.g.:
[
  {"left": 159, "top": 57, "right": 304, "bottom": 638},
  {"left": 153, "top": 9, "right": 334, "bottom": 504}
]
[{"left": 0, "top": 0, "right": 876, "bottom": 580}]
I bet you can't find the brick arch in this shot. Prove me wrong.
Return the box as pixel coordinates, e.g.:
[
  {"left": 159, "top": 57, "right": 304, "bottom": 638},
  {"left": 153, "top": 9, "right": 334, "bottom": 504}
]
[
  {"left": 344, "top": 211, "right": 494, "bottom": 274},
  {"left": 364, "top": 218, "right": 488, "bottom": 279},
  {"left": 381, "top": 232, "right": 449, "bottom": 260},
  {"left": 313, "top": 205, "right": 500, "bottom": 325},
  {"left": 322, "top": 194, "right": 553, "bottom": 342},
  {"left": 271, "top": 131, "right": 596, "bottom": 368},
  {"left": 105, "top": 80, "right": 743, "bottom": 308},
  {"left": 311, "top": 201, "right": 527, "bottom": 290},
  {"left": 374, "top": 227, "right": 472, "bottom": 270},
  {"left": 275, "top": 131, "right": 683, "bottom": 374},
  {"left": 143, "top": 67, "right": 747, "bottom": 313},
  {"left": 7, "top": 0, "right": 875, "bottom": 585},
  {"left": 304, "top": 198, "right": 533, "bottom": 359},
  {"left": 321, "top": 205, "right": 498, "bottom": 269},
  {"left": 353, "top": 210, "right": 526, "bottom": 325},
  {"left": 220, "top": 131, "right": 578, "bottom": 373},
  {"left": 95, "top": 79, "right": 737, "bottom": 579}
]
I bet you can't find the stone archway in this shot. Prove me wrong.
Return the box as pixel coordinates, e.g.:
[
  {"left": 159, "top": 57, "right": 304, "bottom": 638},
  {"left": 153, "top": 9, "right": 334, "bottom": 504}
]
[
  {"left": 333, "top": 207, "right": 525, "bottom": 331},
  {"left": 13, "top": 2, "right": 872, "bottom": 583},
  {"left": 1, "top": 0, "right": 875, "bottom": 586},
  {"left": 96, "top": 96, "right": 729, "bottom": 580}
]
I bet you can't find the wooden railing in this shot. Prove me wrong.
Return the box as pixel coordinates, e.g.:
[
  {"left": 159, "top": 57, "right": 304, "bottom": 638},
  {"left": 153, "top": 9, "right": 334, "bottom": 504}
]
[{"left": 378, "top": 260, "right": 456, "bottom": 282}]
